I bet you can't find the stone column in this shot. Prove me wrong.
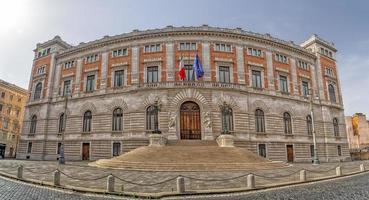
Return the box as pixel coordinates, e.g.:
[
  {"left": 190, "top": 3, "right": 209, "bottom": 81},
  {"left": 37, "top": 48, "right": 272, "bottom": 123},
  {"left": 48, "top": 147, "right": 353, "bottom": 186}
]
[
  {"left": 310, "top": 64, "right": 318, "bottom": 97},
  {"left": 266, "top": 51, "right": 275, "bottom": 94},
  {"left": 46, "top": 53, "right": 57, "bottom": 99},
  {"left": 290, "top": 58, "right": 299, "bottom": 95},
  {"left": 236, "top": 46, "right": 245, "bottom": 84},
  {"left": 315, "top": 54, "right": 325, "bottom": 100},
  {"left": 166, "top": 43, "right": 175, "bottom": 81},
  {"left": 74, "top": 58, "right": 83, "bottom": 95},
  {"left": 100, "top": 51, "right": 109, "bottom": 90},
  {"left": 131, "top": 46, "right": 139, "bottom": 84},
  {"left": 202, "top": 42, "right": 211, "bottom": 81},
  {"left": 52, "top": 64, "right": 62, "bottom": 97}
]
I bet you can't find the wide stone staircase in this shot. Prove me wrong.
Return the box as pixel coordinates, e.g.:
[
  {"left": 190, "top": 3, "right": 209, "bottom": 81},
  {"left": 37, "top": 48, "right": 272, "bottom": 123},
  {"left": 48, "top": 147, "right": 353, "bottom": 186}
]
[{"left": 91, "top": 140, "right": 288, "bottom": 171}]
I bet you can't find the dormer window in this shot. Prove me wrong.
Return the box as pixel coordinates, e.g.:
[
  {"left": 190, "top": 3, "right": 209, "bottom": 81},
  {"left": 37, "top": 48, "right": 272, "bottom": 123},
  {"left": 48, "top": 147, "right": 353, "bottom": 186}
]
[
  {"left": 215, "top": 43, "right": 232, "bottom": 52},
  {"left": 320, "top": 47, "right": 333, "bottom": 58},
  {"left": 144, "top": 44, "right": 161, "bottom": 53},
  {"left": 276, "top": 54, "right": 288, "bottom": 63},
  {"left": 64, "top": 61, "right": 75, "bottom": 69},
  {"left": 179, "top": 42, "right": 197, "bottom": 51},
  {"left": 85, "top": 54, "right": 98, "bottom": 63},
  {"left": 36, "top": 48, "right": 51, "bottom": 58},
  {"left": 112, "top": 48, "right": 128, "bottom": 57},
  {"left": 36, "top": 66, "right": 46, "bottom": 75}
]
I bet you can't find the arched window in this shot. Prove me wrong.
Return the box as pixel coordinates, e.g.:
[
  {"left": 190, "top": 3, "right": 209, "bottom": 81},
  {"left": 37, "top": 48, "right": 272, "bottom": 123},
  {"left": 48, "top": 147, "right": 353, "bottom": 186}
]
[
  {"left": 306, "top": 115, "right": 312, "bottom": 135},
  {"left": 30, "top": 115, "right": 37, "bottom": 134},
  {"left": 112, "top": 108, "right": 123, "bottom": 131},
  {"left": 328, "top": 84, "right": 336, "bottom": 103},
  {"left": 221, "top": 106, "right": 233, "bottom": 132},
  {"left": 83, "top": 111, "right": 92, "bottom": 132},
  {"left": 34, "top": 83, "right": 42, "bottom": 100},
  {"left": 333, "top": 118, "right": 339, "bottom": 136},
  {"left": 283, "top": 112, "right": 292, "bottom": 134},
  {"left": 146, "top": 106, "right": 157, "bottom": 130},
  {"left": 255, "top": 109, "right": 265, "bottom": 133},
  {"left": 59, "top": 113, "right": 66, "bottom": 133}
]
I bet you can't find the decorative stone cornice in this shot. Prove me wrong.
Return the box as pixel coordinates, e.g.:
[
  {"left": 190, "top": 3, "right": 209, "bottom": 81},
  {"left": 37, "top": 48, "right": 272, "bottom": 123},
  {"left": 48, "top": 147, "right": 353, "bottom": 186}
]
[{"left": 55, "top": 26, "right": 317, "bottom": 59}]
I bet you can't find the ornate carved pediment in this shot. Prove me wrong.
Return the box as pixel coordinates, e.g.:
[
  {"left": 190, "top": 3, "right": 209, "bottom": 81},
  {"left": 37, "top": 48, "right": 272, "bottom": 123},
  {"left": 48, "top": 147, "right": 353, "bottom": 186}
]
[
  {"left": 105, "top": 98, "right": 128, "bottom": 113},
  {"left": 79, "top": 101, "right": 97, "bottom": 114},
  {"left": 171, "top": 88, "right": 209, "bottom": 109},
  {"left": 214, "top": 94, "right": 238, "bottom": 110},
  {"left": 143, "top": 94, "right": 163, "bottom": 108}
]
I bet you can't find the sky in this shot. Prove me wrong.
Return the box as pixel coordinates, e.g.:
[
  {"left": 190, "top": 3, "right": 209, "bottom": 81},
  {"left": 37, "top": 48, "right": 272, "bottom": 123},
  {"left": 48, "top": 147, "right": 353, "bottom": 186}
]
[{"left": 0, "top": 0, "right": 368, "bottom": 116}]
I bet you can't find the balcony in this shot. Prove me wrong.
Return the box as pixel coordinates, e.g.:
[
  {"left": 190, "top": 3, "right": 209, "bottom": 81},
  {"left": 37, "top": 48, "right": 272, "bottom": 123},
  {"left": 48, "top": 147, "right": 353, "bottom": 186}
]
[{"left": 138, "top": 81, "right": 245, "bottom": 90}]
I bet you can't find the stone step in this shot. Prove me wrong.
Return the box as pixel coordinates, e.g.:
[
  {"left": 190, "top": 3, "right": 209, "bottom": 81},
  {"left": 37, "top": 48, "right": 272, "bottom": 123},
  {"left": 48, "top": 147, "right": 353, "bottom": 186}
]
[{"left": 91, "top": 142, "right": 289, "bottom": 171}]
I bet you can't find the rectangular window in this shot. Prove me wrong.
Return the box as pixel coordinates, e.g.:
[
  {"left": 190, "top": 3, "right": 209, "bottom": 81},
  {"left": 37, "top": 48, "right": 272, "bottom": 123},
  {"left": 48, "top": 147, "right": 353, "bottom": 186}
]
[
  {"left": 16, "top": 109, "right": 20, "bottom": 117},
  {"left": 114, "top": 70, "right": 124, "bottom": 87},
  {"left": 7, "top": 107, "right": 11, "bottom": 115},
  {"left": 0, "top": 104, "right": 2, "bottom": 112},
  {"left": 276, "top": 54, "right": 288, "bottom": 63},
  {"left": 179, "top": 42, "right": 197, "bottom": 51},
  {"left": 258, "top": 144, "right": 267, "bottom": 158},
  {"left": 64, "top": 61, "right": 75, "bottom": 69},
  {"left": 112, "top": 48, "right": 128, "bottom": 57},
  {"left": 3, "top": 120, "right": 8, "bottom": 129},
  {"left": 57, "top": 142, "right": 62, "bottom": 154},
  {"left": 37, "top": 66, "right": 46, "bottom": 75},
  {"left": 144, "top": 44, "right": 161, "bottom": 53},
  {"left": 297, "top": 60, "right": 309, "bottom": 70},
  {"left": 184, "top": 65, "right": 195, "bottom": 81},
  {"left": 63, "top": 80, "right": 71, "bottom": 96},
  {"left": 10, "top": 95, "right": 13, "bottom": 101},
  {"left": 113, "top": 142, "right": 121, "bottom": 157},
  {"left": 302, "top": 81, "right": 309, "bottom": 97},
  {"left": 85, "top": 54, "right": 98, "bottom": 63},
  {"left": 1, "top": 92, "right": 5, "bottom": 98},
  {"left": 86, "top": 75, "right": 95, "bottom": 92},
  {"left": 27, "top": 142, "right": 32, "bottom": 154},
  {"left": 248, "top": 48, "right": 262, "bottom": 57},
  {"left": 325, "top": 67, "right": 334, "bottom": 76},
  {"left": 215, "top": 43, "right": 232, "bottom": 52},
  {"left": 252, "top": 70, "right": 262, "bottom": 88},
  {"left": 146, "top": 66, "right": 158, "bottom": 83},
  {"left": 337, "top": 145, "right": 342, "bottom": 156},
  {"left": 279, "top": 75, "right": 288, "bottom": 93},
  {"left": 310, "top": 145, "right": 314, "bottom": 157},
  {"left": 218, "top": 66, "right": 230, "bottom": 83}
]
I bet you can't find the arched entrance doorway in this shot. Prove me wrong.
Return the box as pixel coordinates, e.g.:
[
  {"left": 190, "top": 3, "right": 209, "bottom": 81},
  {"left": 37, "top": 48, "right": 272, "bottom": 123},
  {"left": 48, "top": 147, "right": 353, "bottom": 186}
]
[{"left": 180, "top": 101, "right": 201, "bottom": 139}]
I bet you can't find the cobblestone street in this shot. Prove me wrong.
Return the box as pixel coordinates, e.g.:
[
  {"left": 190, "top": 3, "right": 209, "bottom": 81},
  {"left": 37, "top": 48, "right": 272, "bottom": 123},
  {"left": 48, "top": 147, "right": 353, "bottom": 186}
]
[
  {"left": 164, "top": 171, "right": 369, "bottom": 200},
  {"left": 1, "top": 165, "right": 369, "bottom": 200},
  {"left": 0, "top": 159, "right": 367, "bottom": 194}
]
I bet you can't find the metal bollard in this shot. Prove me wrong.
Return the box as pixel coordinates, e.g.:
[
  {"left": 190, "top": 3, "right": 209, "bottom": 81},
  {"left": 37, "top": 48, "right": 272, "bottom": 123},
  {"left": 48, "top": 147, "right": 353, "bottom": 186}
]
[
  {"left": 17, "top": 166, "right": 23, "bottom": 179},
  {"left": 360, "top": 164, "right": 365, "bottom": 172},
  {"left": 299, "top": 170, "right": 306, "bottom": 182},
  {"left": 53, "top": 170, "right": 60, "bottom": 186},
  {"left": 106, "top": 175, "right": 115, "bottom": 192},
  {"left": 176, "top": 176, "right": 185, "bottom": 194},
  {"left": 336, "top": 166, "right": 342, "bottom": 176},
  {"left": 247, "top": 174, "right": 255, "bottom": 189}
]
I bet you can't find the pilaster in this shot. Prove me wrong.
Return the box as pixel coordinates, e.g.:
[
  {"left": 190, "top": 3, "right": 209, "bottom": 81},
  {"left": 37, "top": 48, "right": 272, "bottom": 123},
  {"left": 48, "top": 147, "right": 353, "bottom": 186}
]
[
  {"left": 236, "top": 46, "right": 245, "bottom": 84},
  {"left": 166, "top": 43, "right": 174, "bottom": 81},
  {"left": 202, "top": 42, "right": 211, "bottom": 81},
  {"left": 131, "top": 46, "right": 139, "bottom": 84}
]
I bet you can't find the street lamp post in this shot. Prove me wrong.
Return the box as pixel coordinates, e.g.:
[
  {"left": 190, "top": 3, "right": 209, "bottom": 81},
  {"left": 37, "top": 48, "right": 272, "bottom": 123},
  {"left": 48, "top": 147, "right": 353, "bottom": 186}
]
[
  {"left": 309, "top": 89, "right": 320, "bottom": 165},
  {"left": 59, "top": 89, "right": 71, "bottom": 165}
]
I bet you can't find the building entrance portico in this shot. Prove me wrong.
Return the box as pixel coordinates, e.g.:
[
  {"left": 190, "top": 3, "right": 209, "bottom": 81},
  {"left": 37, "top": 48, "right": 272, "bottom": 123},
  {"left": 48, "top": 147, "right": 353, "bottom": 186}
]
[{"left": 180, "top": 101, "right": 201, "bottom": 140}]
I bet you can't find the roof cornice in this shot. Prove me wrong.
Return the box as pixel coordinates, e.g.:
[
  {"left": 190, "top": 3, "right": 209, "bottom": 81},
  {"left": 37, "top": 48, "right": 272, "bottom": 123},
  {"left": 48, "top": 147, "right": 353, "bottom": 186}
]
[{"left": 57, "top": 26, "right": 317, "bottom": 59}]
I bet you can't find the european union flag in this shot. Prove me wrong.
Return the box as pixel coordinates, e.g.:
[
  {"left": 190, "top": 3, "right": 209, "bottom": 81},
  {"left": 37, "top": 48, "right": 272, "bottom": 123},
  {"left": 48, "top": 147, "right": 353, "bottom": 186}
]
[{"left": 193, "top": 54, "right": 204, "bottom": 79}]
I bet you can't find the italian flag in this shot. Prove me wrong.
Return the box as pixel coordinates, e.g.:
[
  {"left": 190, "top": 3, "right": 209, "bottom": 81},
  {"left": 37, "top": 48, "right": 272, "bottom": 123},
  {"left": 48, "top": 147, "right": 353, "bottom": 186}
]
[{"left": 178, "top": 56, "right": 186, "bottom": 80}]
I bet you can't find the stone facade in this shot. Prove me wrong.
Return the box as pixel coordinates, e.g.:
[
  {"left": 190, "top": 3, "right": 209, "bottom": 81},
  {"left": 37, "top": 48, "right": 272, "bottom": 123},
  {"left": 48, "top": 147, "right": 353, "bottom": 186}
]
[
  {"left": 17, "top": 26, "right": 349, "bottom": 162},
  {"left": 0, "top": 79, "right": 28, "bottom": 158}
]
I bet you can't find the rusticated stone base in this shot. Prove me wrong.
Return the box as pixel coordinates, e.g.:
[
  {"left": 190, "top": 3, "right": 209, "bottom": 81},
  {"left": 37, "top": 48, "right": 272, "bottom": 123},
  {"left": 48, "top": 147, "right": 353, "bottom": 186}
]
[
  {"left": 149, "top": 134, "right": 167, "bottom": 147},
  {"left": 216, "top": 134, "right": 235, "bottom": 147}
]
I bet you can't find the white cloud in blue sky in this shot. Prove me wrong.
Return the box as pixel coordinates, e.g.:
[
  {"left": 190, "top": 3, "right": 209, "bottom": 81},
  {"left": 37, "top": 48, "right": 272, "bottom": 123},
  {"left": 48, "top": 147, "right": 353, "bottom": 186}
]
[{"left": 0, "top": 0, "right": 368, "bottom": 116}]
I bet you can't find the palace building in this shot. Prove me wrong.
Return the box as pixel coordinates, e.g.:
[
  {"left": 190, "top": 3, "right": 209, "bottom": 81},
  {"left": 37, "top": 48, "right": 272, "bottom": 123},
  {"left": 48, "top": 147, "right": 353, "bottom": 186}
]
[
  {"left": 0, "top": 79, "right": 28, "bottom": 158},
  {"left": 17, "top": 25, "right": 349, "bottom": 162}
]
